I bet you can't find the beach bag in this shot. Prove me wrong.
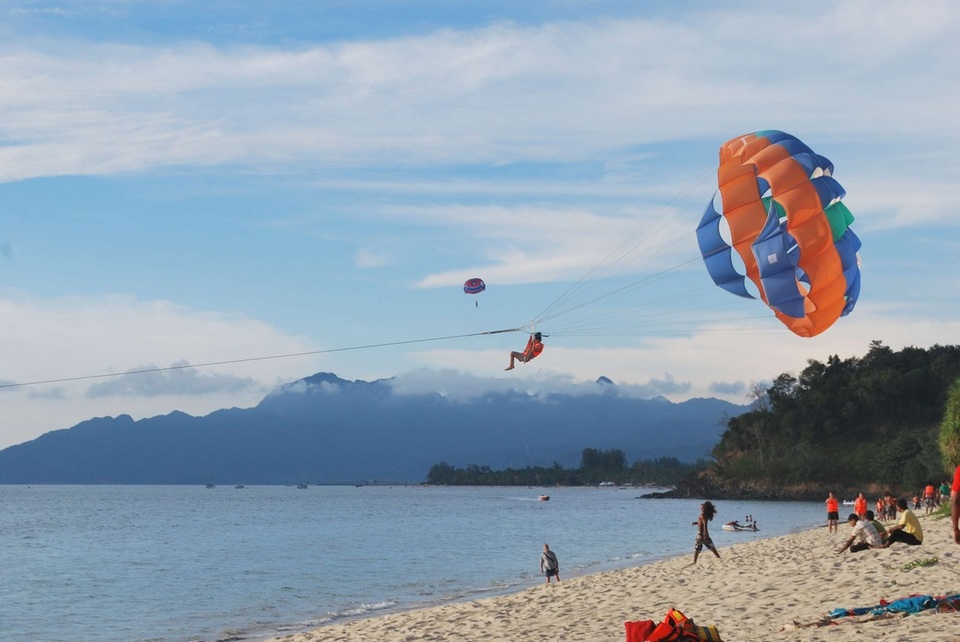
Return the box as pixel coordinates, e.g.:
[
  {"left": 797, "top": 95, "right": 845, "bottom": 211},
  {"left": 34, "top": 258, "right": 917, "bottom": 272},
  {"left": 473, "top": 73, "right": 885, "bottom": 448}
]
[
  {"left": 624, "top": 620, "right": 656, "bottom": 642},
  {"left": 645, "top": 609, "right": 699, "bottom": 642},
  {"left": 692, "top": 624, "right": 722, "bottom": 641}
]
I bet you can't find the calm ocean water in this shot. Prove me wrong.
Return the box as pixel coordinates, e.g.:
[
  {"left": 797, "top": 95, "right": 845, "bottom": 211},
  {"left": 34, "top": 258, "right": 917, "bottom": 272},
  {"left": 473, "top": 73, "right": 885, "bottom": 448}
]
[{"left": 1, "top": 485, "right": 824, "bottom": 642}]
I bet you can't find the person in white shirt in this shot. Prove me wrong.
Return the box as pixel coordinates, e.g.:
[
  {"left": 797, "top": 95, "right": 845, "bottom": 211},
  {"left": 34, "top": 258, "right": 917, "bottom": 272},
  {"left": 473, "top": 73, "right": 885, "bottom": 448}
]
[{"left": 837, "top": 513, "right": 883, "bottom": 553}]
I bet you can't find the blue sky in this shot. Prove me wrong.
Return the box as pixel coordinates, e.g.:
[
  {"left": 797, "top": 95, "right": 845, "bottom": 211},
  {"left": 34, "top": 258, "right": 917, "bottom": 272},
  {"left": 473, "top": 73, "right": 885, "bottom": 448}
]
[{"left": 2, "top": 1, "right": 960, "bottom": 450}]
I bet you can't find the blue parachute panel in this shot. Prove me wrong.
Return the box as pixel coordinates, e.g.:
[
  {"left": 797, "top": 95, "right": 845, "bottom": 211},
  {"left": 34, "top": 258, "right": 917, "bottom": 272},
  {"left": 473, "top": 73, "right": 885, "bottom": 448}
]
[
  {"left": 752, "top": 206, "right": 805, "bottom": 318},
  {"left": 696, "top": 198, "right": 753, "bottom": 299}
]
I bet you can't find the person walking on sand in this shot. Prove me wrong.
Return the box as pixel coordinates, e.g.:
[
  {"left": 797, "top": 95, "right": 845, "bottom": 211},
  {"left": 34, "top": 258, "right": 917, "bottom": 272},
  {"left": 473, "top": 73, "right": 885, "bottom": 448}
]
[
  {"left": 540, "top": 544, "right": 560, "bottom": 584},
  {"left": 825, "top": 491, "right": 840, "bottom": 534},
  {"left": 505, "top": 332, "right": 543, "bottom": 371},
  {"left": 692, "top": 501, "right": 721, "bottom": 564}
]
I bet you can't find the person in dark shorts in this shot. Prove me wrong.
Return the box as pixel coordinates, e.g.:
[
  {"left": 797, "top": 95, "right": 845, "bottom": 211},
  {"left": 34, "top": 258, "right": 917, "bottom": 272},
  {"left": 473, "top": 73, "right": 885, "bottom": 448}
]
[
  {"left": 540, "top": 543, "right": 560, "bottom": 584},
  {"left": 882, "top": 498, "right": 923, "bottom": 547},
  {"left": 825, "top": 491, "right": 840, "bottom": 534},
  {"left": 692, "top": 501, "right": 721, "bottom": 564}
]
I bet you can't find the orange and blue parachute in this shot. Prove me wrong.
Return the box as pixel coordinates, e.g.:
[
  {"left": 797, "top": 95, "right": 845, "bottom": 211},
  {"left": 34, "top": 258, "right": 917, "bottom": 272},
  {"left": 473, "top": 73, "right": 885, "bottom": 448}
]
[{"left": 696, "top": 130, "right": 861, "bottom": 337}]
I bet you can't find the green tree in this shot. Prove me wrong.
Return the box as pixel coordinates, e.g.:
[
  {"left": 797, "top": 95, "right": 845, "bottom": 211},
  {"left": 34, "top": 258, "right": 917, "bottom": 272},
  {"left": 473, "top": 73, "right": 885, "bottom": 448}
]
[{"left": 939, "top": 377, "right": 960, "bottom": 470}]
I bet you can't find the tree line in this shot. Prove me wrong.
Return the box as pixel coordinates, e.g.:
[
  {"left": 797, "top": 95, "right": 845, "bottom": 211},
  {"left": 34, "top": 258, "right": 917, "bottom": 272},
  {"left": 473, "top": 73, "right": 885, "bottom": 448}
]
[
  {"left": 426, "top": 448, "right": 709, "bottom": 486},
  {"left": 712, "top": 341, "right": 960, "bottom": 491},
  {"left": 427, "top": 341, "right": 960, "bottom": 495}
]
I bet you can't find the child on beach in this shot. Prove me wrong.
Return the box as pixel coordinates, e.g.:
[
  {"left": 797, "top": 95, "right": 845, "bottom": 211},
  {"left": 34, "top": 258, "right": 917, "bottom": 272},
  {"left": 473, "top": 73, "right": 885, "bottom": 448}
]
[{"left": 692, "top": 501, "right": 721, "bottom": 564}]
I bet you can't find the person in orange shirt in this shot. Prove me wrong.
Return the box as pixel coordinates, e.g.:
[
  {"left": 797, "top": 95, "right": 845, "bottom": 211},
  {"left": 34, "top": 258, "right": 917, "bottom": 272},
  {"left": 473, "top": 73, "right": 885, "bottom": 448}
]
[
  {"left": 505, "top": 332, "right": 544, "bottom": 371},
  {"left": 923, "top": 481, "right": 937, "bottom": 515},
  {"left": 854, "top": 493, "right": 867, "bottom": 520},
  {"left": 825, "top": 492, "right": 840, "bottom": 534}
]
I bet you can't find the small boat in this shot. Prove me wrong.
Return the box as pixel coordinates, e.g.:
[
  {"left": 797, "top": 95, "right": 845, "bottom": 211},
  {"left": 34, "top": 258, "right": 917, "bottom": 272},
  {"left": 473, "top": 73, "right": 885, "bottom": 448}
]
[
  {"left": 722, "top": 520, "right": 758, "bottom": 532},
  {"left": 297, "top": 482, "right": 308, "bottom": 489},
  {"left": 539, "top": 495, "right": 550, "bottom": 501},
  {"left": 205, "top": 483, "right": 215, "bottom": 489}
]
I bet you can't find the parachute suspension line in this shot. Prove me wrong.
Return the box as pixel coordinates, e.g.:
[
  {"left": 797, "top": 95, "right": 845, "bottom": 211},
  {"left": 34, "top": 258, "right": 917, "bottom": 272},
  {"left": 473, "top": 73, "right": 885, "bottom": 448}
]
[
  {"left": 527, "top": 167, "right": 716, "bottom": 336},
  {"left": 0, "top": 326, "right": 530, "bottom": 391},
  {"left": 529, "top": 255, "right": 703, "bottom": 329}
]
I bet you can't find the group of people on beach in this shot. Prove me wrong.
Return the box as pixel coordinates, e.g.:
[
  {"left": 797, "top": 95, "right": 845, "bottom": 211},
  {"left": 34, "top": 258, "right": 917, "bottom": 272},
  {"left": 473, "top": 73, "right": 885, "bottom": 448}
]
[
  {"left": 910, "top": 480, "right": 952, "bottom": 515},
  {"left": 828, "top": 486, "right": 940, "bottom": 553},
  {"left": 540, "top": 465, "right": 960, "bottom": 582}
]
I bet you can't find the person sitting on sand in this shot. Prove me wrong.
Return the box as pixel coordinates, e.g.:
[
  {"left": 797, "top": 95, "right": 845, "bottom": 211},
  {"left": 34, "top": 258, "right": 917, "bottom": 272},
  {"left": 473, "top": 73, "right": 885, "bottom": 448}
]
[
  {"left": 540, "top": 543, "right": 560, "bottom": 584},
  {"left": 692, "top": 501, "right": 721, "bottom": 564},
  {"left": 837, "top": 513, "right": 883, "bottom": 553},
  {"left": 882, "top": 497, "right": 923, "bottom": 547},
  {"left": 865, "top": 510, "right": 886, "bottom": 544},
  {"left": 505, "top": 332, "right": 543, "bottom": 371}
]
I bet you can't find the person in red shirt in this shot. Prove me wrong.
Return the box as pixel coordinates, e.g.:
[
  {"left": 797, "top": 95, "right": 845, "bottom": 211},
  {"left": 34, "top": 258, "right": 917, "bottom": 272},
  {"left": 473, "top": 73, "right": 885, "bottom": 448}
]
[
  {"left": 854, "top": 493, "right": 867, "bottom": 520},
  {"left": 505, "top": 332, "right": 544, "bottom": 371},
  {"left": 951, "top": 465, "right": 960, "bottom": 545},
  {"left": 923, "top": 481, "right": 937, "bottom": 514}
]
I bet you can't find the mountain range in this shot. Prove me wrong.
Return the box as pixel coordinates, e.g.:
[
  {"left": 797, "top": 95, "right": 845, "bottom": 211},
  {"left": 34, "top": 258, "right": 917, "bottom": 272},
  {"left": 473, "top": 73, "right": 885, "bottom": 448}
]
[{"left": 0, "top": 372, "right": 747, "bottom": 484}]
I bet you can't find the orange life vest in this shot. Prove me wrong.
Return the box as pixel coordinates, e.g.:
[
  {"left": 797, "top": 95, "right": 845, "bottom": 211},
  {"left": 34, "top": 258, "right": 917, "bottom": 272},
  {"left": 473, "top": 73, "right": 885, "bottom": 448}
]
[{"left": 523, "top": 337, "right": 544, "bottom": 360}]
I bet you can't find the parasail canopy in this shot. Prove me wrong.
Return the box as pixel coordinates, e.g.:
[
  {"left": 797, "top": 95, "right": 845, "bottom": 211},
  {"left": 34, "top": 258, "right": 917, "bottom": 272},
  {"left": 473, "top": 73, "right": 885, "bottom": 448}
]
[
  {"left": 696, "top": 130, "right": 861, "bottom": 337},
  {"left": 463, "top": 277, "right": 486, "bottom": 295}
]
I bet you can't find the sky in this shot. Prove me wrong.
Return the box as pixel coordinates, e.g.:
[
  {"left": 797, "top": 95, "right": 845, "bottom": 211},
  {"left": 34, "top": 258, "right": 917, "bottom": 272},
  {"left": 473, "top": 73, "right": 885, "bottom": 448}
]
[{"left": 2, "top": 1, "right": 960, "bottom": 450}]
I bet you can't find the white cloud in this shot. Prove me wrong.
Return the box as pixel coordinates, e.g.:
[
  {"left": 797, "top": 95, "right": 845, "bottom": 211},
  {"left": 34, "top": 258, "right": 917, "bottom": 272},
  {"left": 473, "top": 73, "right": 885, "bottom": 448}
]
[
  {"left": 1, "top": 5, "right": 959, "bottom": 182},
  {"left": 85, "top": 361, "right": 258, "bottom": 398},
  {"left": 0, "top": 292, "right": 323, "bottom": 448}
]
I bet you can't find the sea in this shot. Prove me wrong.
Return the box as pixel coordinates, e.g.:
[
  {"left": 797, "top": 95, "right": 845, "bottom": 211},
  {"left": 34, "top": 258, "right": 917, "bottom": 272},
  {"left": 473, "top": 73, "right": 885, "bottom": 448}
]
[{"left": 1, "top": 485, "right": 825, "bottom": 642}]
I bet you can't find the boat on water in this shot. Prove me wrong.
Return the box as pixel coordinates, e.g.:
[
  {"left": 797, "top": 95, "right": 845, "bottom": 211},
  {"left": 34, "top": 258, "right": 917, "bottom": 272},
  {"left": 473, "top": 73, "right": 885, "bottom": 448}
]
[
  {"left": 297, "top": 482, "right": 308, "bottom": 489},
  {"left": 722, "top": 520, "right": 759, "bottom": 532},
  {"left": 539, "top": 495, "right": 550, "bottom": 501}
]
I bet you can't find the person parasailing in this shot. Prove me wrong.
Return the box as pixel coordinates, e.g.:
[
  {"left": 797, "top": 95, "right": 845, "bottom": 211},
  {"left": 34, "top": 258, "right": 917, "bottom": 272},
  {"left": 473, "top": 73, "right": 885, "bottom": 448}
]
[{"left": 505, "top": 332, "right": 544, "bottom": 371}]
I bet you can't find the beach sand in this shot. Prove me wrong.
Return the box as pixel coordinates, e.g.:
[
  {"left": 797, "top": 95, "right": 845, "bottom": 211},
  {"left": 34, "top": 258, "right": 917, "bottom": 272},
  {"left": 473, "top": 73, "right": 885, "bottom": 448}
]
[{"left": 268, "top": 512, "right": 960, "bottom": 642}]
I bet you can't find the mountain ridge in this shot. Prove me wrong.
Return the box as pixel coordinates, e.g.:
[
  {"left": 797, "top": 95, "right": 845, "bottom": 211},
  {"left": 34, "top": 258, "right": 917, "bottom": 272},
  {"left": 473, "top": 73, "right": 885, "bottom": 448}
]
[{"left": 0, "top": 372, "right": 747, "bottom": 484}]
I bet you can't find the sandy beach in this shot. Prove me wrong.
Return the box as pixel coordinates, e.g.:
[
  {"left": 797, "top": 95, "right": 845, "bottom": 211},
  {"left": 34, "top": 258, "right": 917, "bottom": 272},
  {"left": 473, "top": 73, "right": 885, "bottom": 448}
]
[{"left": 268, "top": 511, "right": 960, "bottom": 642}]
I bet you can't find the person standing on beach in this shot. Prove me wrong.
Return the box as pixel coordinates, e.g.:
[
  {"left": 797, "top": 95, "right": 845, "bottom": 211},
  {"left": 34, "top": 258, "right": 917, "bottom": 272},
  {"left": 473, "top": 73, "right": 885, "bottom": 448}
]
[
  {"left": 951, "top": 465, "right": 960, "bottom": 545},
  {"left": 825, "top": 492, "right": 840, "bottom": 533},
  {"left": 692, "top": 501, "right": 721, "bottom": 564},
  {"left": 923, "top": 481, "right": 937, "bottom": 515},
  {"left": 540, "top": 544, "right": 560, "bottom": 584},
  {"left": 854, "top": 493, "right": 867, "bottom": 520}
]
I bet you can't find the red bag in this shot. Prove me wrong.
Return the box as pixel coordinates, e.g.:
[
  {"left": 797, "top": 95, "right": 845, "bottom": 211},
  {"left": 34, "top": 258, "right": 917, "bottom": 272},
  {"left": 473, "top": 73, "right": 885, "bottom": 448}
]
[
  {"left": 646, "top": 619, "right": 682, "bottom": 642},
  {"left": 645, "top": 609, "right": 700, "bottom": 642},
  {"left": 624, "top": 620, "right": 656, "bottom": 642}
]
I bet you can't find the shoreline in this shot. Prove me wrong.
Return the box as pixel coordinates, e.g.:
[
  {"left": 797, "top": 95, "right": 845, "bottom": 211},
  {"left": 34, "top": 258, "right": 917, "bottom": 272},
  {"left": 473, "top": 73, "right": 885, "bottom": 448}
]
[{"left": 266, "top": 511, "right": 960, "bottom": 642}]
